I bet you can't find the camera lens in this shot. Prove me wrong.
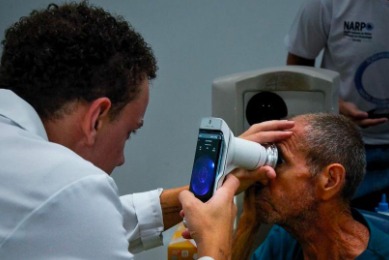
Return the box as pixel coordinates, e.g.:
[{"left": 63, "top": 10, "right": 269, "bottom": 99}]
[
  {"left": 264, "top": 144, "right": 278, "bottom": 168},
  {"left": 191, "top": 156, "right": 216, "bottom": 196},
  {"left": 246, "top": 91, "right": 288, "bottom": 125}
]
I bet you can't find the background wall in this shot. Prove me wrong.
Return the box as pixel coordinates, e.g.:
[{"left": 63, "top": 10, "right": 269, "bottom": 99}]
[{"left": 0, "top": 0, "right": 304, "bottom": 259}]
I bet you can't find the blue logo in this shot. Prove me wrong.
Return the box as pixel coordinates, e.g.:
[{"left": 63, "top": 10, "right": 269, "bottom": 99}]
[{"left": 355, "top": 52, "right": 389, "bottom": 105}]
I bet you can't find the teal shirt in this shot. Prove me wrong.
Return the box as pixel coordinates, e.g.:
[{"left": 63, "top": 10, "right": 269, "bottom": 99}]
[{"left": 252, "top": 210, "right": 389, "bottom": 259}]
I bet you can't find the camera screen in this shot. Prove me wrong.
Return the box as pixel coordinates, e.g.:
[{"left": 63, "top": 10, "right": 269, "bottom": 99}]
[{"left": 189, "top": 130, "right": 224, "bottom": 202}]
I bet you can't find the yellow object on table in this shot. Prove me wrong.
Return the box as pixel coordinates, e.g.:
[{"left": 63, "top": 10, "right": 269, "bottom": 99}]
[{"left": 167, "top": 222, "right": 198, "bottom": 259}]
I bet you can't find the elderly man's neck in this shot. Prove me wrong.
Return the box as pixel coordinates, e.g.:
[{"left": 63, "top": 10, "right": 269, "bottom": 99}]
[{"left": 281, "top": 205, "right": 369, "bottom": 259}]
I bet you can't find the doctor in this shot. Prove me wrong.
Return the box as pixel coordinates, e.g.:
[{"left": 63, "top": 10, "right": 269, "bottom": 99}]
[{"left": 0, "top": 2, "right": 294, "bottom": 259}]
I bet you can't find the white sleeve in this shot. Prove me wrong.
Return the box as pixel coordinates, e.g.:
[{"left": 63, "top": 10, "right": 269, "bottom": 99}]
[
  {"left": 120, "top": 188, "right": 164, "bottom": 253},
  {"left": 0, "top": 174, "right": 135, "bottom": 260},
  {"left": 285, "top": 0, "right": 332, "bottom": 59}
]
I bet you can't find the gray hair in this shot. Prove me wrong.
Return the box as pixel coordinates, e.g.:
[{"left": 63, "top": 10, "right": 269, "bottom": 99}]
[{"left": 294, "top": 113, "right": 366, "bottom": 201}]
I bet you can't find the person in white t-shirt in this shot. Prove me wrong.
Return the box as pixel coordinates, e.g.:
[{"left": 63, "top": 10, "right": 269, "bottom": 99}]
[
  {"left": 0, "top": 2, "right": 294, "bottom": 259},
  {"left": 285, "top": 0, "right": 389, "bottom": 210}
]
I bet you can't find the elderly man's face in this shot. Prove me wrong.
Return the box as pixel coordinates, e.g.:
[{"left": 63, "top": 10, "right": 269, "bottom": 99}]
[{"left": 253, "top": 120, "right": 320, "bottom": 225}]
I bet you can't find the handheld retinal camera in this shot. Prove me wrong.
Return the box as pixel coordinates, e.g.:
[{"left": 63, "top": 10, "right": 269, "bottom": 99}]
[{"left": 189, "top": 117, "right": 278, "bottom": 202}]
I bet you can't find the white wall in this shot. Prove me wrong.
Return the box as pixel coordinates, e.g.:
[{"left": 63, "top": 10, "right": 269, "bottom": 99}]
[{"left": 0, "top": 1, "right": 304, "bottom": 259}]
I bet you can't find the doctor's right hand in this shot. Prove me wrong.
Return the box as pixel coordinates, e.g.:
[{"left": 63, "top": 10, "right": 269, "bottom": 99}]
[{"left": 178, "top": 175, "right": 239, "bottom": 260}]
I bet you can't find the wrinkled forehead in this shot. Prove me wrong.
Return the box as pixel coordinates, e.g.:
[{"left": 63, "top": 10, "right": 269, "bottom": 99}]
[
  {"left": 290, "top": 115, "right": 311, "bottom": 137},
  {"left": 277, "top": 119, "right": 309, "bottom": 155}
]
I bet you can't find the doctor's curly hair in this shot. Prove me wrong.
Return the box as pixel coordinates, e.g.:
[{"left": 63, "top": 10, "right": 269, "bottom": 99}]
[{"left": 0, "top": 1, "right": 157, "bottom": 120}]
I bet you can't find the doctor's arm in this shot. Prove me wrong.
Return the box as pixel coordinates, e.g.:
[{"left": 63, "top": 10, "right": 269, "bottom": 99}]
[{"left": 286, "top": 52, "right": 315, "bottom": 66}]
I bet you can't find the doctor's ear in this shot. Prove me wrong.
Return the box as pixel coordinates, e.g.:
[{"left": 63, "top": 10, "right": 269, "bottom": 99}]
[
  {"left": 82, "top": 97, "right": 111, "bottom": 145},
  {"left": 317, "top": 163, "right": 345, "bottom": 201}
]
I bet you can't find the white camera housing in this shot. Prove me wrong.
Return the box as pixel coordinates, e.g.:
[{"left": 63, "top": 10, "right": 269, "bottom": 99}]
[{"left": 189, "top": 117, "right": 277, "bottom": 201}]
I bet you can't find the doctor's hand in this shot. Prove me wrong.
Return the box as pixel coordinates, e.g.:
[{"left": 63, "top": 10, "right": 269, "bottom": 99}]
[
  {"left": 239, "top": 119, "right": 294, "bottom": 143},
  {"left": 231, "top": 165, "right": 275, "bottom": 194},
  {"left": 178, "top": 175, "right": 239, "bottom": 260},
  {"left": 233, "top": 120, "right": 294, "bottom": 193}
]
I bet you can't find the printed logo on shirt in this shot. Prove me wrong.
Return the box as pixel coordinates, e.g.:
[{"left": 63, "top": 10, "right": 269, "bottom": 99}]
[
  {"left": 344, "top": 21, "right": 373, "bottom": 42},
  {"left": 355, "top": 52, "right": 389, "bottom": 106}
]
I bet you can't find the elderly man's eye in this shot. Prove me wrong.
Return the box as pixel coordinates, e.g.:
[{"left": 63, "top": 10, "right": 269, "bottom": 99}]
[{"left": 276, "top": 149, "right": 285, "bottom": 166}]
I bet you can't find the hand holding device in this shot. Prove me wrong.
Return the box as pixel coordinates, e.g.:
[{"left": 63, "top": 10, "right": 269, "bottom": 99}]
[
  {"left": 367, "top": 108, "right": 389, "bottom": 119},
  {"left": 179, "top": 175, "right": 239, "bottom": 259},
  {"left": 189, "top": 117, "right": 278, "bottom": 202}
]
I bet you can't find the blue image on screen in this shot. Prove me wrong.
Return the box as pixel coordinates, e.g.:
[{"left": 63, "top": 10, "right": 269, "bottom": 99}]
[
  {"left": 191, "top": 156, "right": 216, "bottom": 196},
  {"left": 189, "top": 130, "right": 223, "bottom": 201}
]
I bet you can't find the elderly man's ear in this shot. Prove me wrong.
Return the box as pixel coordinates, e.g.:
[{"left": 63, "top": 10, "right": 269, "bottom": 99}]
[{"left": 317, "top": 164, "right": 346, "bottom": 201}]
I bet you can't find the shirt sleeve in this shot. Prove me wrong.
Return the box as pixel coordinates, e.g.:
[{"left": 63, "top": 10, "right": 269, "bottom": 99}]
[
  {"left": 285, "top": 0, "right": 332, "bottom": 59},
  {"left": 0, "top": 174, "right": 135, "bottom": 260},
  {"left": 120, "top": 188, "right": 164, "bottom": 253}
]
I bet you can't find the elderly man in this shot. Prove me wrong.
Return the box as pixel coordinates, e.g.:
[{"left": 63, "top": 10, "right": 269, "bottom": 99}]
[{"left": 233, "top": 113, "right": 389, "bottom": 259}]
